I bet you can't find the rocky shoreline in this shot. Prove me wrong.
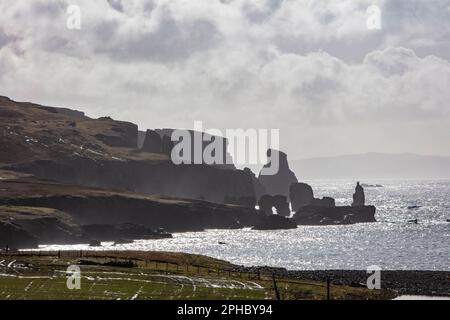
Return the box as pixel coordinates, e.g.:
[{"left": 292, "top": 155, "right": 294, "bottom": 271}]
[{"left": 231, "top": 266, "right": 449, "bottom": 297}]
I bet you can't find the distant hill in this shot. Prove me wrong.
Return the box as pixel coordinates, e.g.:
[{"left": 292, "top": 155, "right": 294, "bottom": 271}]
[{"left": 290, "top": 153, "right": 450, "bottom": 180}]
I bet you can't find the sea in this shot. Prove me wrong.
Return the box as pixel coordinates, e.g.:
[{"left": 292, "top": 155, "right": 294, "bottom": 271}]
[{"left": 31, "top": 180, "right": 450, "bottom": 271}]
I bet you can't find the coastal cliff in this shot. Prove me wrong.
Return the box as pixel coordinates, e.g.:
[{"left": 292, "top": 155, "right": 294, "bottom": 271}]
[{"left": 0, "top": 95, "right": 255, "bottom": 204}]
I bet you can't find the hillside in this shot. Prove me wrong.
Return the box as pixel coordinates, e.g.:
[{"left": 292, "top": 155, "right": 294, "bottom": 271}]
[{"left": 0, "top": 95, "right": 255, "bottom": 203}]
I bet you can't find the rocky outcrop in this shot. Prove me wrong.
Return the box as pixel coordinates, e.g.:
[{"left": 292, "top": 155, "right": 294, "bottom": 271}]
[
  {"left": 0, "top": 221, "right": 39, "bottom": 249},
  {"left": 312, "top": 197, "right": 335, "bottom": 207},
  {"left": 290, "top": 183, "right": 314, "bottom": 211},
  {"left": 0, "top": 205, "right": 84, "bottom": 248},
  {"left": 243, "top": 167, "right": 266, "bottom": 200},
  {"left": 258, "top": 195, "right": 274, "bottom": 215},
  {"left": 258, "top": 149, "right": 298, "bottom": 199},
  {"left": 257, "top": 194, "right": 291, "bottom": 217},
  {"left": 148, "top": 129, "right": 235, "bottom": 168},
  {"left": 93, "top": 118, "right": 138, "bottom": 148},
  {"left": 293, "top": 205, "right": 376, "bottom": 225},
  {"left": 290, "top": 182, "right": 335, "bottom": 211},
  {"left": 2, "top": 195, "right": 250, "bottom": 233},
  {"left": 272, "top": 195, "right": 291, "bottom": 217},
  {"left": 140, "top": 129, "right": 169, "bottom": 154},
  {"left": 161, "top": 135, "right": 174, "bottom": 156},
  {"left": 141, "top": 129, "right": 162, "bottom": 153},
  {"left": 252, "top": 215, "right": 297, "bottom": 230},
  {"left": 0, "top": 178, "right": 263, "bottom": 234},
  {"left": 352, "top": 182, "right": 365, "bottom": 207}
]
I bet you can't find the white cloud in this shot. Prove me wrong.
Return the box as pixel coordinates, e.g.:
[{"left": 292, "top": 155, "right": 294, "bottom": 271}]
[{"left": 0, "top": 0, "right": 449, "bottom": 159}]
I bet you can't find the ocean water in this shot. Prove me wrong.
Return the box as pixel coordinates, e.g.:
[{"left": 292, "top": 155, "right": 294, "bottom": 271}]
[{"left": 33, "top": 180, "right": 450, "bottom": 271}]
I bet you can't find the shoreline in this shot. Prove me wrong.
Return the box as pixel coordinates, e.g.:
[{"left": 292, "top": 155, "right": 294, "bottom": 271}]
[
  {"left": 5, "top": 249, "right": 449, "bottom": 298},
  {"left": 231, "top": 267, "right": 449, "bottom": 297}
]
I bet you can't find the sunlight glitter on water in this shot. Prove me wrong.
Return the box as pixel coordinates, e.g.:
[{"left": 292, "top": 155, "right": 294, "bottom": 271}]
[{"left": 31, "top": 180, "right": 450, "bottom": 271}]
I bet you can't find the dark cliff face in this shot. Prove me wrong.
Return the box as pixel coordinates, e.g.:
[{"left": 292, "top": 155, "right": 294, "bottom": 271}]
[
  {"left": 0, "top": 177, "right": 265, "bottom": 246},
  {"left": 8, "top": 158, "right": 255, "bottom": 204},
  {"left": 0, "top": 205, "right": 84, "bottom": 248},
  {"left": 0, "top": 193, "right": 260, "bottom": 233},
  {"left": 152, "top": 128, "right": 236, "bottom": 170},
  {"left": 0, "top": 96, "right": 256, "bottom": 204}
]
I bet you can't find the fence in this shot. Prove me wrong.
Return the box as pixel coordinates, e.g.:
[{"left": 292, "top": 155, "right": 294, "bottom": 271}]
[{"left": 1, "top": 250, "right": 332, "bottom": 299}]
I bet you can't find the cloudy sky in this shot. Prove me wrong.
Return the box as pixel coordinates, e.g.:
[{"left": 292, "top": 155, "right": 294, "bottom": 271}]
[{"left": 1, "top": 0, "right": 450, "bottom": 160}]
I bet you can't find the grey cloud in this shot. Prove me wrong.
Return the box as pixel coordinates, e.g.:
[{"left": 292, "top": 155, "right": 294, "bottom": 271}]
[
  {"left": 107, "top": 0, "right": 124, "bottom": 12},
  {"left": 0, "top": 0, "right": 449, "bottom": 159},
  {"left": 364, "top": 47, "right": 419, "bottom": 76},
  {"left": 0, "top": 29, "right": 13, "bottom": 48},
  {"left": 243, "top": 0, "right": 283, "bottom": 23},
  {"left": 96, "top": 17, "right": 222, "bottom": 62}
]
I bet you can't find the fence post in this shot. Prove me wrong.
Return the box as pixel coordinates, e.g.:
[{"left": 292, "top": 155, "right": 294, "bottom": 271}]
[
  {"left": 272, "top": 273, "right": 280, "bottom": 300},
  {"left": 327, "top": 276, "right": 331, "bottom": 300}
]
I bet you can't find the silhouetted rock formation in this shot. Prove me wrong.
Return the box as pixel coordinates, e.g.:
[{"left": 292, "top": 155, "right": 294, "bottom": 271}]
[
  {"left": 0, "top": 205, "right": 84, "bottom": 248},
  {"left": 252, "top": 215, "right": 297, "bottom": 230},
  {"left": 140, "top": 129, "right": 171, "bottom": 154},
  {"left": 258, "top": 195, "right": 274, "bottom": 215},
  {"left": 290, "top": 182, "right": 336, "bottom": 211},
  {"left": 312, "top": 197, "right": 336, "bottom": 207},
  {"left": 243, "top": 167, "right": 266, "bottom": 200},
  {"left": 258, "top": 149, "right": 298, "bottom": 199},
  {"left": 161, "top": 135, "right": 174, "bottom": 156},
  {"left": 141, "top": 129, "right": 162, "bottom": 153},
  {"left": 294, "top": 205, "right": 376, "bottom": 225},
  {"left": 0, "top": 178, "right": 263, "bottom": 236},
  {"left": 224, "top": 195, "right": 256, "bottom": 208},
  {"left": 257, "top": 194, "right": 291, "bottom": 217},
  {"left": 273, "top": 195, "right": 291, "bottom": 217},
  {"left": 154, "top": 129, "right": 235, "bottom": 169},
  {"left": 93, "top": 117, "right": 138, "bottom": 148},
  {"left": 352, "top": 182, "right": 365, "bottom": 207},
  {"left": 290, "top": 183, "right": 314, "bottom": 211},
  {"left": 0, "top": 221, "right": 39, "bottom": 249}
]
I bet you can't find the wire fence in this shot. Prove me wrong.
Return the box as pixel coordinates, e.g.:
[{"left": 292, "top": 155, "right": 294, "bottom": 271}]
[{"left": 1, "top": 250, "right": 332, "bottom": 299}]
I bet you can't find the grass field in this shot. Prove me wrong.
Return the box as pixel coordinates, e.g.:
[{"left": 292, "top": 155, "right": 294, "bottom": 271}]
[{"left": 0, "top": 251, "right": 397, "bottom": 300}]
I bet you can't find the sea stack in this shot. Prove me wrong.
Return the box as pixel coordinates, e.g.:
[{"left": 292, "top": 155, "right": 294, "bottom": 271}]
[
  {"left": 352, "top": 182, "right": 365, "bottom": 207},
  {"left": 290, "top": 183, "right": 314, "bottom": 212},
  {"left": 290, "top": 182, "right": 336, "bottom": 211},
  {"left": 258, "top": 149, "right": 298, "bottom": 199}
]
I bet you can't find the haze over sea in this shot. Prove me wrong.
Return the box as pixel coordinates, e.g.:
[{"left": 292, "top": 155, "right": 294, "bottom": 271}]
[{"left": 34, "top": 180, "right": 450, "bottom": 271}]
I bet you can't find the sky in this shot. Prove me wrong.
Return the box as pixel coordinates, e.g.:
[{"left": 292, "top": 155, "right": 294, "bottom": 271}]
[{"left": 1, "top": 0, "right": 450, "bottom": 160}]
